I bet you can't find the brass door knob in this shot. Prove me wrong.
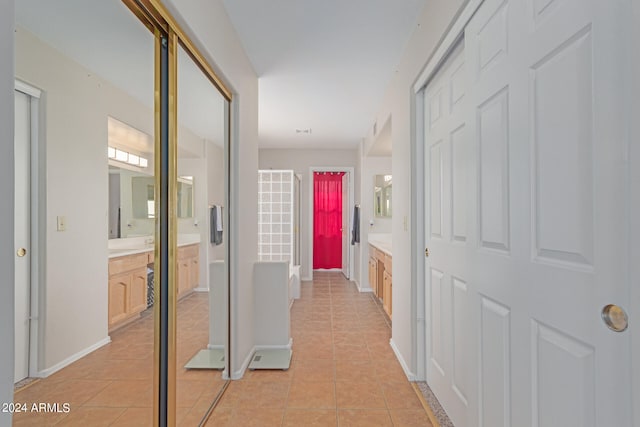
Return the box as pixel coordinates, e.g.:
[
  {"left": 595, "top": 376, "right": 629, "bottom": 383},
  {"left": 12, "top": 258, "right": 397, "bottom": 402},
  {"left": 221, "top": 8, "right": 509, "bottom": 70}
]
[
  {"left": 17, "top": 248, "right": 27, "bottom": 257},
  {"left": 602, "top": 304, "right": 628, "bottom": 332}
]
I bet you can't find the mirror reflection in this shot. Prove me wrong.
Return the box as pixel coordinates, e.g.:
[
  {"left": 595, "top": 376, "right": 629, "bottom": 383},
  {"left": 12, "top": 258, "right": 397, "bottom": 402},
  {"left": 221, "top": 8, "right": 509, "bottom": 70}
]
[
  {"left": 374, "top": 174, "right": 392, "bottom": 218},
  {"left": 14, "top": 0, "right": 229, "bottom": 424},
  {"left": 109, "top": 167, "right": 194, "bottom": 238}
]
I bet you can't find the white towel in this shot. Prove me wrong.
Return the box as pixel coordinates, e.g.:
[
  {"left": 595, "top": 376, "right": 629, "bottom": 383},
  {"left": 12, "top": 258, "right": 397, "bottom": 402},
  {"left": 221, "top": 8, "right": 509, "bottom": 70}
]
[{"left": 216, "top": 205, "right": 223, "bottom": 231}]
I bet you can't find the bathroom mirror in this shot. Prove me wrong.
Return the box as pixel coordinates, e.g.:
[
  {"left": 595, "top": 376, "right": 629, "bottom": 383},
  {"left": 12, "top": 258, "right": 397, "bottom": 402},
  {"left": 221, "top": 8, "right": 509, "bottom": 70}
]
[
  {"left": 374, "top": 174, "right": 392, "bottom": 218},
  {"left": 109, "top": 165, "right": 194, "bottom": 238},
  {"left": 130, "top": 175, "right": 194, "bottom": 219}
]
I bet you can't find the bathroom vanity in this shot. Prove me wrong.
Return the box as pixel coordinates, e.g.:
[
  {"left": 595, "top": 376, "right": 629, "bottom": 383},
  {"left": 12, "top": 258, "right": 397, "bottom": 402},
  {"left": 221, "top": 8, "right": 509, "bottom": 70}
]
[{"left": 107, "top": 235, "right": 200, "bottom": 331}]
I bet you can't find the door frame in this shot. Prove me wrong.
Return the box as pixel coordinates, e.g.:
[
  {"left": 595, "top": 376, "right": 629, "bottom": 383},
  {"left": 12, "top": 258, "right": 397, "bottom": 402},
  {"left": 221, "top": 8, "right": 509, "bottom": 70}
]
[
  {"left": 308, "top": 166, "right": 355, "bottom": 279},
  {"left": 14, "top": 79, "right": 42, "bottom": 380}
]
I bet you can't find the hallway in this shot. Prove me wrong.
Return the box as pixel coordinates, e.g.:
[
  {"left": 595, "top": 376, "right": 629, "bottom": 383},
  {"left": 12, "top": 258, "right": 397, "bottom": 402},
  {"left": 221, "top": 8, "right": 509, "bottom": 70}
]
[
  {"left": 12, "top": 272, "right": 431, "bottom": 426},
  {"left": 206, "top": 272, "right": 431, "bottom": 426}
]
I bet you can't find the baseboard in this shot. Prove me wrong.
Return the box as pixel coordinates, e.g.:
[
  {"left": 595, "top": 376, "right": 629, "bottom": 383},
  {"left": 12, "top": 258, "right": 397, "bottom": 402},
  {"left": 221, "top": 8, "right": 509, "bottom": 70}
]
[
  {"left": 390, "top": 338, "right": 417, "bottom": 381},
  {"left": 255, "top": 338, "right": 293, "bottom": 351},
  {"left": 36, "top": 336, "right": 111, "bottom": 378},
  {"left": 194, "top": 287, "right": 209, "bottom": 292},
  {"left": 355, "top": 279, "right": 374, "bottom": 293},
  {"left": 207, "top": 344, "right": 224, "bottom": 350},
  {"left": 232, "top": 346, "right": 256, "bottom": 380}
]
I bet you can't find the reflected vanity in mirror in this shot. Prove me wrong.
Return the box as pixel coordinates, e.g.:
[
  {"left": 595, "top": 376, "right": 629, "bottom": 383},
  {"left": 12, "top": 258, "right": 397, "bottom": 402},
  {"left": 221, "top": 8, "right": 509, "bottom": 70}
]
[{"left": 374, "top": 174, "right": 392, "bottom": 218}]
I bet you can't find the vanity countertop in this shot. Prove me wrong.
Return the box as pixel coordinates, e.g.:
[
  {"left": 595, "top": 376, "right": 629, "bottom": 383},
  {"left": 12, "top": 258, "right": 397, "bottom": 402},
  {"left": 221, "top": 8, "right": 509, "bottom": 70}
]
[
  {"left": 368, "top": 233, "right": 392, "bottom": 256},
  {"left": 108, "top": 234, "right": 201, "bottom": 259}
]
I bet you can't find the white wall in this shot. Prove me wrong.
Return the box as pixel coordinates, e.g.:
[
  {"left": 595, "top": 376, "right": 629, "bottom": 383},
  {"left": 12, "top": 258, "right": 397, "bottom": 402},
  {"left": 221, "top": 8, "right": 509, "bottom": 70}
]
[
  {"left": 166, "top": 0, "right": 259, "bottom": 378},
  {"left": 358, "top": 155, "right": 392, "bottom": 290},
  {"left": 0, "top": 0, "right": 15, "bottom": 425},
  {"left": 258, "top": 148, "right": 359, "bottom": 280},
  {"left": 364, "top": 0, "right": 466, "bottom": 378}
]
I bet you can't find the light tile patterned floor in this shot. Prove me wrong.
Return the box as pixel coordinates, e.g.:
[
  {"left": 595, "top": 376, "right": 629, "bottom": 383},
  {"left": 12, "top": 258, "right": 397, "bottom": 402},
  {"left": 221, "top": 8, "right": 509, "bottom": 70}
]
[
  {"left": 206, "top": 272, "right": 432, "bottom": 427},
  {"left": 12, "top": 272, "right": 432, "bottom": 426}
]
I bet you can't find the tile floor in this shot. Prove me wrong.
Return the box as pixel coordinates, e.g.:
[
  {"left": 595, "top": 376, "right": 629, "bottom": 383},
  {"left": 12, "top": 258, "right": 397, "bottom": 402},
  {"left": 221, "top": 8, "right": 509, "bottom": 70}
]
[
  {"left": 205, "top": 272, "right": 432, "bottom": 427},
  {"left": 13, "top": 292, "right": 224, "bottom": 426},
  {"left": 12, "top": 272, "right": 432, "bottom": 426}
]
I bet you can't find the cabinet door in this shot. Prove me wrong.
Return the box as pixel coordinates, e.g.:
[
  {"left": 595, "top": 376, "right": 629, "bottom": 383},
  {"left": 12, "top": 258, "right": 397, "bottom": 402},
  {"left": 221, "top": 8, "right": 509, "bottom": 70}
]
[
  {"left": 383, "top": 270, "right": 391, "bottom": 317},
  {"left": 108, "top": 273, "right": 129, "bottom": 327},
  {"left": 387, "top": 275, "right": 393, "bottom": 319},
  {"left": 177, "top": 258, "right": 190, "bottom": 297},
  {"left": 129, "top": 267, "right": 148, "bottom": 315},
  {"left": 369, "top": 257, "right": 377, "bottom": 296},
  {"left": 190, "top": 257, "right": 199, "bottom": 289},
  {"left": 376, "top": 260, "right": 385, "bottom": 298}
]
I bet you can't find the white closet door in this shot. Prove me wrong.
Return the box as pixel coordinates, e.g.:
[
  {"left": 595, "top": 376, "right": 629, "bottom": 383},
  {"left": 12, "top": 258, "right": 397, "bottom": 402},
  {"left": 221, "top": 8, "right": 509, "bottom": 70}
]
[
  {"left": 423, "top": 40, "right": 471, "bottom": 427},
  {"left": 14, "top": 89, "right": 31, "bottom": 383},
  {"left": 425, "top": 0, "right": 633, "bottom": 425}
]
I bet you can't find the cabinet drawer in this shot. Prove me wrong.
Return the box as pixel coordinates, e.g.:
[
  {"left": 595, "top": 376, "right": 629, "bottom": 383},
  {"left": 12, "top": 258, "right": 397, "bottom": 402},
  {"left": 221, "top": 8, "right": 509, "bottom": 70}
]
[
  {"left": 178, "top": 244, "right": 199, "bottom": 259},
  {"left": 384, "top": 254, "right": 392, "bottom": 274},
  {"left": 109, "top": 253, "right": 148, "bottom": 276}
]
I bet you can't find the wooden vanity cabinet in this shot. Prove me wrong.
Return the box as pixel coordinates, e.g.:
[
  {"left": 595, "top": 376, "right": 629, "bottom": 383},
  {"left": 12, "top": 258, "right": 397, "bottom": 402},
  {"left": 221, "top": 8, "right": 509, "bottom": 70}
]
[
  {"left": 108, "top": 253, "right": 148, "bottom": 331},
  {"left": 177, "top": 244, "right": 200, "bottom": 299},
  {"left": 368, "top": 244, "right": 393, "bottom": 318},
  {"left": 108, "top": 244, "right": 200, "bottom": 331}
]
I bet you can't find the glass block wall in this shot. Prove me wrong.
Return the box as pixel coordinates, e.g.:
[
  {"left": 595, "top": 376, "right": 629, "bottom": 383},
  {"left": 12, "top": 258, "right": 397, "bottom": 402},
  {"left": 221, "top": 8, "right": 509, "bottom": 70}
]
[{"left": 258, "top": 170, "right": 294, "bottom": 263}]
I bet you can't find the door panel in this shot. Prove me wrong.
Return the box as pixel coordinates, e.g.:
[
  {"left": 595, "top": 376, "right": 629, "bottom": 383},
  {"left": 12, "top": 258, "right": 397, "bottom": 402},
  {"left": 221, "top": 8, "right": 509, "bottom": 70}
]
[
  {"left": 424, "top": 39, "right": 469, "bottom": 427},
  {"left": 423, "top": 0, "right": 632, "bottom": 425},
  {"left": 130, "top": 269, "right": 148, "bottom": 315},
  {"left": 14, "top": 90, "right": 31, "bottom": 383},
  {"left": 477, "top": 87, "right": 510, "bottom": 253}
]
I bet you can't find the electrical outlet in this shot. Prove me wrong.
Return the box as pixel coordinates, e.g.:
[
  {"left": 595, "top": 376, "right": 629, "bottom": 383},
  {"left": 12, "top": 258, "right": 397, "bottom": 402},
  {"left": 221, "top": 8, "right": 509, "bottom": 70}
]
[{"left": 57, "top": 216, "right": 66, "bottom": 231}]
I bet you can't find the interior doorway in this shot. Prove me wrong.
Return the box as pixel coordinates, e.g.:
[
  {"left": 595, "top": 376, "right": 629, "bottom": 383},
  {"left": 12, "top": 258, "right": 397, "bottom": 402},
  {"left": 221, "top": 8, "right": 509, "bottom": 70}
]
[
  {"left": 313, "top": 171, "right": 344, "bottom": 270},
  {"left": 309, "top": 167, "right": 354, "bottom": 279}
]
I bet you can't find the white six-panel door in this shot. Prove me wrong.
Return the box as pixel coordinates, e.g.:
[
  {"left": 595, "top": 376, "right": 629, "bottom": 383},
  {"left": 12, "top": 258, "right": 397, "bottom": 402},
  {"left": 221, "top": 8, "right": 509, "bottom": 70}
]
[
  {"left": 424, "top": 40, "right": 471, "bottom": 427},
  {"left": 424, "top": 0, "right": 632, "bottom": 425}
]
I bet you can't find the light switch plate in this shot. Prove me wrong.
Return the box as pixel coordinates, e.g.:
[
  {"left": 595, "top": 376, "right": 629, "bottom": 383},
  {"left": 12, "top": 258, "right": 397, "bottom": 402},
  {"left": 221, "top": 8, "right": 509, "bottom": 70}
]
[{"left": 57, "top": 216, "right": 66, "bottom": 231}]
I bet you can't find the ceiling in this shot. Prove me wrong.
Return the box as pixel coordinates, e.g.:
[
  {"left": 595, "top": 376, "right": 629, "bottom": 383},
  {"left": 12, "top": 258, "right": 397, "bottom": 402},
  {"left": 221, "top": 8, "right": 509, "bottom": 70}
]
[
  {"left": 15, "top": 0, "right": 425, "bottom": 153},
  {"left": 222, "top": 0, "right": 425, "bottom": 150}
]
